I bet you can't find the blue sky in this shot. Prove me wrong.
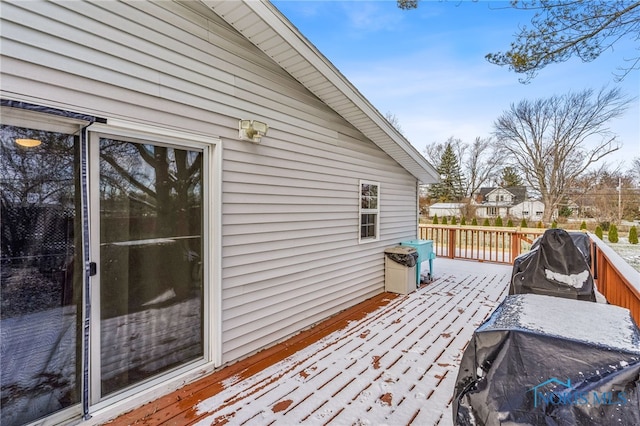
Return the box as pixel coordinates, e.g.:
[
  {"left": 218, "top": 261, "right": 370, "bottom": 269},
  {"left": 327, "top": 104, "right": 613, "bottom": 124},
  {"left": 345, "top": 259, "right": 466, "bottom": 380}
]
[{"left": 272, "top": 0, "right": 640, "bottom": 172}]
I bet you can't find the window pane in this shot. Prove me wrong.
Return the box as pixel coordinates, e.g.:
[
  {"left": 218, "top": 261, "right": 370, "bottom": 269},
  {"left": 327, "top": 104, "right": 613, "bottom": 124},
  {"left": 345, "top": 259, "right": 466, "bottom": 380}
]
[
  {"left": 99, "top": 139, "right": 204, "bottom": 396},
  {"left": 1, "top": 124, "right": 81, "bottom": 426},
  {"left": 360, "top": 213, "right": 377, "bottom": 239}
]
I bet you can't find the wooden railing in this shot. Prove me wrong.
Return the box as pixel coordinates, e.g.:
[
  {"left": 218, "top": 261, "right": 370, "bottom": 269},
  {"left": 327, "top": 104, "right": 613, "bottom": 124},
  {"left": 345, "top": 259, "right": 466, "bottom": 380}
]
[
  {"left": 590, "top": 233, "right": 640, "bottom": 326},
  {"left": 418, "top": 224, "right": 640, "bottom": 326},
  {"left": 418, "top": 224, "right": 546, "bottom": 264}
]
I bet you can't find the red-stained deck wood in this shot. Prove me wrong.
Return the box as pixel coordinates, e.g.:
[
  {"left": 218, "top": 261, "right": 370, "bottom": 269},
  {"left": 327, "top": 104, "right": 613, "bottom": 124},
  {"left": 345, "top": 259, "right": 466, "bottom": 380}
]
[{"left": 106, "top": 259, "right": 511, "bottom": 425}]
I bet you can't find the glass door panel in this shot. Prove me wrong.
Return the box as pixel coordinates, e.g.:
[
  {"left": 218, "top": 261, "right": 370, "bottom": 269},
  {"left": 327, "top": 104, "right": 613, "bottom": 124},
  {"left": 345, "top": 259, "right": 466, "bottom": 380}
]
[
  {"left": 98, "top": 138, "right": 203, "bottom": 396},
  {"left": 0, "top": 124, "right": 81, "bottom": 425}
]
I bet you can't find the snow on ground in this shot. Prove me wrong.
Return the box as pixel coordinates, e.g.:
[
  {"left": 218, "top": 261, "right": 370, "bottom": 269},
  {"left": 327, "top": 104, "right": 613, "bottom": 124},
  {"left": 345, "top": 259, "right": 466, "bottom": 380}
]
[
  {"left": 607, "top": 237, "right": 640, "bottom": 272},
  {"left": 192, "top": 259, "right": 512, "bottom": 426}
]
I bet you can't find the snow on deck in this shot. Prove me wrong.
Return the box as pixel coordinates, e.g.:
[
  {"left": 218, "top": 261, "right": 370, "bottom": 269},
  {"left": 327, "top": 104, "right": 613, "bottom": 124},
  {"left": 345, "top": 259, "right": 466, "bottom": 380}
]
[{"left": 109, "top": 258, "right": 511, "bottom": 425}]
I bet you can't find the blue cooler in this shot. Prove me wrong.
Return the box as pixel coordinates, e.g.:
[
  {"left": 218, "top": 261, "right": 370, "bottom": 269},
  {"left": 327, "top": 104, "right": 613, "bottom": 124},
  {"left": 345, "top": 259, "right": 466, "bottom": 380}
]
[{"left": 400, "top": 239, "right": 435, "bottom": 285}]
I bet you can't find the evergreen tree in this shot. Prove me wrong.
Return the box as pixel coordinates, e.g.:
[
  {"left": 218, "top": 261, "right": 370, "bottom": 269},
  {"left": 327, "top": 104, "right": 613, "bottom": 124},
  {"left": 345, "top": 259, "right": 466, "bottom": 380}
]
[
  {"left": 520, "top": 218, "right": 528, "bottom": 228},
  {"left": 499, "top": 166, "right": 523, "bottom": 188},
  {"left": 595, "top": 225, "right": 603, "bottom": 239},
  {"left": 551, "top": 220, "right": 558, "bottom": 229},
  {"left": 536, "top": 221, "right": 544, "bottom": 228},
  {"left": 507, "top": 219, "right": 514, "bottom": 227},
  {"left": 483, "top": 218, "right": 490, "bottom": 226},
  {"left": 460, "top": 217, "right": 466, "bottom": 226},
  {"left": 428, "top": 142, "right": 465, "bottom": 202},
  {"left": 471, "top": 217, "right": 478, "bottom": 226},
  {"left": 432, "top": 214, "right": 438, "bottom": 224},
  {"left": 580, "top": 221, "right": 587, "bottom": 230},
  {"left": 629, "top": 226, "right": 638, "bottom": 244},
  {"left": 495, "top": 216, "right": 503, "bottom": 227},
  {"left": 608, "top": 224, "right": 619, "bottom": 243},
  {"left": 442, "top": 216, "right": 448, "bottom": 225},
  {"left": 451, "top": 216, "right": 457, "bottom": 225}
]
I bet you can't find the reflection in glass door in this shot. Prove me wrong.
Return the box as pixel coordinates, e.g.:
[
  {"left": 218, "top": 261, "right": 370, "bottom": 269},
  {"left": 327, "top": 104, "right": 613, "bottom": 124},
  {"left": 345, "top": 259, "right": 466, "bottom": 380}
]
[
  {"left": 0, "top": 123, "right": 82, "bottom": 425},
  {"left": 96, "top": 138, "right": 204, "bottom": 397}
]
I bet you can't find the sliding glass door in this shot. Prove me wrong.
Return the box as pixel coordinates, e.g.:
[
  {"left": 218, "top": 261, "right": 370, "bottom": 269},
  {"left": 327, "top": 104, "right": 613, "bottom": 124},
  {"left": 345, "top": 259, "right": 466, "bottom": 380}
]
[
  {"left": 94, "top": 136, "right": 204, "bottom": 398},
  {"left": 1, "top": 107, "right": 210, "bottom": 423},
  {"left": 1, "top": 112, "right": 83, "bottom": 426}
]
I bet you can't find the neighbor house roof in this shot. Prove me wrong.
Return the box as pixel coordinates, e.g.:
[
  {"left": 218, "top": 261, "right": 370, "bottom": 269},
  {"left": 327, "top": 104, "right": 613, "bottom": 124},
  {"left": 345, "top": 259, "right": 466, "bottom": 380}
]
[
  {"left": 203, "top": 0, "right": 439, "bottom": 184},
  {"left": 477, "top": 186, "right": 528, "bottom": 204}
]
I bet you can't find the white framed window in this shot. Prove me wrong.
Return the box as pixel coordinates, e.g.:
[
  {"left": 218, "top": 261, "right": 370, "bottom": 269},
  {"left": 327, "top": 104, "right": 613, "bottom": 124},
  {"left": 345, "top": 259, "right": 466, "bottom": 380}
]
[
  {"left": 487, "top": 207, "right": 497, "bottom": 216},
  {"left": 359, "top": 180, "right": 379, "bottom": 242}
]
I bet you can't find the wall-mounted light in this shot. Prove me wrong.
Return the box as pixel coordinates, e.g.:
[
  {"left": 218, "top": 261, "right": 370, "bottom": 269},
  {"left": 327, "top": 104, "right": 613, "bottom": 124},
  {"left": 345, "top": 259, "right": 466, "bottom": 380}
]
[
  {"left": 15, "top": 138, "right": 42, "bottom": 147},
  {"left": 239, "top": 119, "right": 268, "bottom": 143}
]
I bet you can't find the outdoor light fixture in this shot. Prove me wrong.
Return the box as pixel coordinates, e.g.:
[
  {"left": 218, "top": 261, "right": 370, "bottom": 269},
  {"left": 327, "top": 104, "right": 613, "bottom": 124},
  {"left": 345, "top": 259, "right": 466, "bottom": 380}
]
[
  {"left": 15, "top": 138, "right": 42, "bottom": 147},
  {"left": 239, "top": 119, "right": 268, "bottom": 143}
]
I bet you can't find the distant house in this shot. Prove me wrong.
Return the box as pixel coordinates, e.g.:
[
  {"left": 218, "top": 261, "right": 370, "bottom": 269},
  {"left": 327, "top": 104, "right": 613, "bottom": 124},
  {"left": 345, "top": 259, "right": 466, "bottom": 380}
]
[
  {"left": 0, "top": 1, "right": 438, "bottom": 424},
  {"left": 510, "top": 199, "right": 546, "bottom": 221},
  {"left": 428, "top": 202, "right": 466, "bottom": 218},
  {"left": 473, "top": 186, "right": 545, "bottom": 220}
]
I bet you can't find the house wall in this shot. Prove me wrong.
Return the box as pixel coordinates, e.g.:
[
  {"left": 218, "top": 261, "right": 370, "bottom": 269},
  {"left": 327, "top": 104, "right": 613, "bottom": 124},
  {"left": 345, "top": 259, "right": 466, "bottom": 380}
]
[
  {"left": 1, "top": 0, "right": 418, "bottom": 365},
  {"left": 475, "top": 206, "right": 510, "bottom": 219},
  {"left": 486, "top": 188, "right": 514, "bottom": 203},
  {"left": 510, "top": 200, "right": 545, "bottom": 221},
  {"left": 427, "top": 206, "right": 463, "bottom": 218}
]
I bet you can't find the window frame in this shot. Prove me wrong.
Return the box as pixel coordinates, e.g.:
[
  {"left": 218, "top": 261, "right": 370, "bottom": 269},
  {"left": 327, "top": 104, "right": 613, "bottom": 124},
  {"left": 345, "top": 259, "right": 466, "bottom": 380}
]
[{"left": 359, "top": 180, "right": 380, "bottom": 243}]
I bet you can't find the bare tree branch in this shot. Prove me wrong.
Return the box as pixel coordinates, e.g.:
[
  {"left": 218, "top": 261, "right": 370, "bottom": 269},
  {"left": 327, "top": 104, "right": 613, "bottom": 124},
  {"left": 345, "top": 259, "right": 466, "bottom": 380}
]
[{"left": 493, "top": 87, "right": 632, "bottom": 222}]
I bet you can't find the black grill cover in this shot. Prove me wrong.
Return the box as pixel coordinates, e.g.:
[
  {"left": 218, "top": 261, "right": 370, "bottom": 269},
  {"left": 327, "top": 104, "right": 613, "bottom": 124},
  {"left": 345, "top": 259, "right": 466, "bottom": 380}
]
[
  {"left": 452, "top": 294, "right": 640, "bottom": 425},
  {"left": 511, "top": 229, "right": 595, "bottom": 301}
]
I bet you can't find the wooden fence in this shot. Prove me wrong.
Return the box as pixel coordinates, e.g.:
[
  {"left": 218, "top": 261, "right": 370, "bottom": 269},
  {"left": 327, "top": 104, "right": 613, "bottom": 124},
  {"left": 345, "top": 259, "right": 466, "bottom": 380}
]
[{"left": 418, "top": 224, "right": 640, "bottom": 326}]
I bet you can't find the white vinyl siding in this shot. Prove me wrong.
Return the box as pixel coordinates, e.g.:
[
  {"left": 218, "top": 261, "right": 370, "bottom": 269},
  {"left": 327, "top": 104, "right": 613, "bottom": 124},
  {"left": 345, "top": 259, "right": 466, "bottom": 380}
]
[{"left": 1, "top": 0, "right": 419, "bottom": 371}]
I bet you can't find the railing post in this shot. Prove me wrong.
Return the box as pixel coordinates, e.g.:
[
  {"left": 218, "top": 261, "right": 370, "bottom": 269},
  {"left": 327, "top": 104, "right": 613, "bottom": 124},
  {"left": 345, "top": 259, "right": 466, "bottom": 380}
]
[
  {"left": 511, "top": 232, "right": 520, "bottom": 263},
  {"left": 448, "top": 228, "right": 455, "bottom": 259}
]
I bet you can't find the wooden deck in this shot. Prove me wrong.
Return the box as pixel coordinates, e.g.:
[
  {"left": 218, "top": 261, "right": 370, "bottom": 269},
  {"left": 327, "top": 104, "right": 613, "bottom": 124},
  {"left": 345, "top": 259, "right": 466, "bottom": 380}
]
[{"left": 107, "top": 259, "right": 511, "bottom": 425}]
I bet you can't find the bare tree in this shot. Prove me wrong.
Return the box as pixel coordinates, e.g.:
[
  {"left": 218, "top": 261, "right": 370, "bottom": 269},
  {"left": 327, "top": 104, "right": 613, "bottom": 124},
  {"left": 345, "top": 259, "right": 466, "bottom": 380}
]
[
  {"left": 493, "top": 87, "right": 632, "bottom": 222},
  {"left": 424, "top": 136, "right": 500, "bottom": 198},
  {"left": 463, "top": 137, "right": 500, "bottom": 197},
  {"left": 384, "top": 111, "right": 404, "bottom": 136}
]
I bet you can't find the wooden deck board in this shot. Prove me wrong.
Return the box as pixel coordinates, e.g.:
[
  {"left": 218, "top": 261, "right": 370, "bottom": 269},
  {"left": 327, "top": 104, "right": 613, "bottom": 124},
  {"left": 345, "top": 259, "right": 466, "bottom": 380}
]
[{"left": 107, "top": 259, "right": 511, "bottom": 425}]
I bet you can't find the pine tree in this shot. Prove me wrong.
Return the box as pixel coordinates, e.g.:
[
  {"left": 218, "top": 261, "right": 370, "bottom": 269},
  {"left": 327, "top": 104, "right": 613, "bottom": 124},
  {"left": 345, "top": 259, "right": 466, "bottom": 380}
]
[
  {"left": 629, "top": 226, "right": 638, "bottom": 244},
  {"left": 451, "top": 216, "right": 457, "bottom": 225},
  {"left": 536, "top": 221, "right": 544, "bottom": 228},
  {"left": 500, "top": 166, "right": 523, "bottom": 188},
  {"left": 507, "top": 219, "right": 514, "bottom": 227},
  {"left": 495, "top": 216, "right": 503, "bottom": 227},
  {"left": 432, "top": 214, "right": 438, "bottom": 224},
  {"left": 428, "top": 142, "right": 465, "bottom": 202},
  {"left": 551, "top": 220, "right": 558, "bottom": 229},
  {"left": 483, "top": 218, "right": 490, "bottom": 226},
  {"left": 460, "top": 217, "right": 466, "bottom": 226},
  {"left": 595, "top": 225, "right": 603, "bottom": 239},
  {"left": 520, "top": 218, "right": 528, "bottom": 228},
  {"left": 442, "top": 216, "right": 448, "bottom": 225},
  {"left": 472, "top": 218, "right": 478, "bottom": 226},
  {"left": 580, "top": 221, "right": 587, "bottom": 230},
  {"left": 608, "top": 224, "right": 619, "bottom": 243}
]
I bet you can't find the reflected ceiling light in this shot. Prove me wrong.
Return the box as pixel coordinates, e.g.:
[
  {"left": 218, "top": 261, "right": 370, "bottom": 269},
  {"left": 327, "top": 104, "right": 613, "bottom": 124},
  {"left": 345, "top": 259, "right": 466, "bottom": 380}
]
[
  {"left": 15, "top": 138, "right": 42, "bottom": 147},
  {"left": 239, "top": 119, "right": 268, "bottom": 143}
]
